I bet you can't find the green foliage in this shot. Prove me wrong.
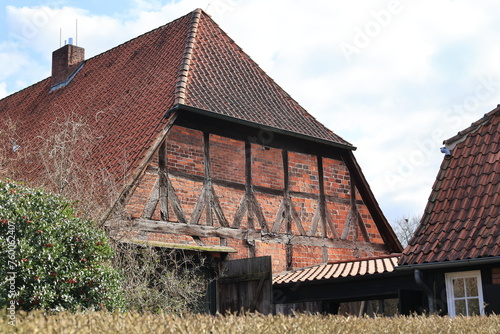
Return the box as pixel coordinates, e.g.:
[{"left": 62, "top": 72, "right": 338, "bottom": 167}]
[{"left": 0, "top": 180, "right": 124, "bottom": 312}]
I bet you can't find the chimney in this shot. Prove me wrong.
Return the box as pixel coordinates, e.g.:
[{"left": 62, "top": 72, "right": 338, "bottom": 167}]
[{"left": 51, "top": 41, "right": 85, "bottom": 88}]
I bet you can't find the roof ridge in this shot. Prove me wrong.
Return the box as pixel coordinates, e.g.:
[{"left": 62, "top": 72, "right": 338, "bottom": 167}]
[
  {"left": 174, "top": 8, "right": 202, "bottom": 105},
  {"left": 1, "top": 10, "right": 198, "bottom": 103},
  {"left": 444, "top": 104, "right": 500, "bottom": 147}
]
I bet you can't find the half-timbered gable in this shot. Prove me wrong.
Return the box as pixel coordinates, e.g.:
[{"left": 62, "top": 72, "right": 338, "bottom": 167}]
[{"left": 0, "top": 9, "right": 401, "bottom": 305}]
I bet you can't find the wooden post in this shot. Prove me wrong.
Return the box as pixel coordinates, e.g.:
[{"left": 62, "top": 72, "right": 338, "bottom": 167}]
[
  {"left": 283, "top": 149, "right": 293, "bottom": 271},
  {"left": 158, "top": 141, "right": 168, "bottom": 221},
  {"left": 350, "top": 176, "right": 370, "bottom": 242},
  {"left": 204, "top": 132, "right": 213, "bottom": 226},
  {"left": 317, "top": 156, "right": 327, "bottom": 238},
  {"left": 245, "top": 140, "right": 255, "bottom": 230}
]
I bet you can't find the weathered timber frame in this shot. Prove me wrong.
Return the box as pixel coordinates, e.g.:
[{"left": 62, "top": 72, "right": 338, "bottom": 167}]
[{"left": 106, "top": 104, "right": 402, "bottom": 260}]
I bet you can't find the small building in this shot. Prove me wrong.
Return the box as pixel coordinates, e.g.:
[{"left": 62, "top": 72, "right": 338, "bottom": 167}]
[
  {"left": 0, "top": 9, "right": 402, "bottom": 313},
  {"left": 273, "top": 106, "right": 500, "bottom": 316},
  {"left": 398, "top": 106, "right": 500, "bottom": 316}
]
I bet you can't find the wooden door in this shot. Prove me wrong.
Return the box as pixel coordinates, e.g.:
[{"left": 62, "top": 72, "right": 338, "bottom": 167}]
[{"left": 218, "top": 256, "right": 272, "bottom": 314}]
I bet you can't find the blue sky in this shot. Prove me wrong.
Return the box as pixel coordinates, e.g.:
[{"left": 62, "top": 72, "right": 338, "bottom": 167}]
[{"left": 1, "top": 0, "right": 499, "bottom": 225}]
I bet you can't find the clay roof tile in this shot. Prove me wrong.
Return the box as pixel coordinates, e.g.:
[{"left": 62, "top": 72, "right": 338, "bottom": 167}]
[{"left": 400, "top": 108, "right": 500, "bottom": 266}]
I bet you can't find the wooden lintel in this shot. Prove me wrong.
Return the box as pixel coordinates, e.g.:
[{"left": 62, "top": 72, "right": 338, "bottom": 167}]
[
  {"left": 123, "top": 218, "right": 258, "bottom": 240},
  {"left": 108, "top": 219, "right": 388, "bottom": 253},
  {"left": 288, "top": 235, "right": 387, "bottom": 252}
]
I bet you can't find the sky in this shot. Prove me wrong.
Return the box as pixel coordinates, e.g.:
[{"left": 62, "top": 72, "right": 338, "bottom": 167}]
[{"left": 1, "top": 0, "right": 499, "bottom": 225}]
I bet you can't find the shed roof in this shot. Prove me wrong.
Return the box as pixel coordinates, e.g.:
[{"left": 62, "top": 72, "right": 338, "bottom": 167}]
[
  {"left": 273, "top": 254, "right": 400, "bottom": 285},
  {"left": 399, "top": 106, "right": 500, "bottom": 266}
]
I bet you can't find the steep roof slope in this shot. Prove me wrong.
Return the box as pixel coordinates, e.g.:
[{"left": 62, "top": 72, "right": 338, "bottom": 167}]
[
  {"left": 0, "top": 9, "right": 351, "bottom": 186},
  {"left": 183, "top": 10, "right": 350, "bottom": 146},
  {"left": 400, "top": 107, "right": 500, "bottom": 265},
  {"left": 0, "top": 11, "right": 192, "bottom": 181}
]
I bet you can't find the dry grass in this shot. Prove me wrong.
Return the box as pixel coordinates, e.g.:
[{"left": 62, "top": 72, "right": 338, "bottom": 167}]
[{"left": 2, "top": 310, "right": 500, "bottom": 334}]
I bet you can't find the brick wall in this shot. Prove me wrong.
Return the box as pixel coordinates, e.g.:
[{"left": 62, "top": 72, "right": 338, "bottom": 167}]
[
  {"left": 255, "top": 241, "right": 287, "bottom": 273},
  {"left": 252, "top": 145, "right": 284, "bottom": 190},
  {"left": 210, "top": 134, "right": 245, "bottom": 184},
  {"left": 292, "top": 245, "right": 323, "bottom": 268},
  {"left": 289, "top": 151, "right": 319, "bottom": 195},
  {"left": 124, "top": 125, "right": 390, "bottom": 272},
  {"left": 167, "top": 126, "right": 204, "bottom": 177}
]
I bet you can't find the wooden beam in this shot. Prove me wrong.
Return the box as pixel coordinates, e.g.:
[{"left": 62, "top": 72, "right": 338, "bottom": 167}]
[
  {"left": 322, "top": 246, "right": 328, "bottom": 263},
  {"left": 317, "top": 156, "right": 327, "bottom": 238},
  {"left": 107, "top": 218, "right": 388, "bottom": 252},
  {"left": 167, "top": 177, "right": 187, "bottom": 224},
  {"left": 342, "top": 151, "right": 403, "bottom": 252},
  {"left": 286, "top": 243, "right": 293, "bottom": 271},
  {"left": 141, "top": 178, "right": 159, "bottom": 219},
  {"left": 245, "top": 140, "right": 255, "bottom": 230},
  {"left": 158, "top": 141, "right": 168, "bottom": 221},
  {"left": 271, "top": 200, "right": 286, "bottom": 233},
  {"left": 356, "top": 205, "right": 370, "bottom": 243},
  {"left": 190, "top": 183, "right": 208, "bottom": 225},
  {"left": 308, "top": 205, "right": 320, "bottom": 237},
  {"left": 210, "top": 186, "right": 229, "bottom": 227},
  {"left": 102, "top": 112, "right": 178, "bottom": 224},
  {"left": 232, "top": 193, "right": 248, "bottom": 228},
  {"left": 341, "top": 209, "right": 353, "bottom": 240},
  {"left": 250, "top": 193, "right": 269, "bottom": 233},
  {"left": 325, "top": 206, "right": 339, "bottom": 240},
  {"left": 290, "top": 199, "right": 306, "bottom": 236},
  {"left": 203, "top": 132, "right": 213, "bottom": 226},
  {"left": 283, "top": 149, "right": 291, "bottom": 236},
  {"left": 123, "top": 218, "right": 257, "bottom": 240}
]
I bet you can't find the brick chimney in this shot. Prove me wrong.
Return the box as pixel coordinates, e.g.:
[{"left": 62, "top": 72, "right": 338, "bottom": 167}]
[{"left": 51, "top": 41, "right": 85, "bottom": 88}]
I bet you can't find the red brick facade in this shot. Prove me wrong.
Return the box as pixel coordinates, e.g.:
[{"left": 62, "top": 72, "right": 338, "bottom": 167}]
[{"left": 125, "top": 125, "right": 391, "bottom": 273}]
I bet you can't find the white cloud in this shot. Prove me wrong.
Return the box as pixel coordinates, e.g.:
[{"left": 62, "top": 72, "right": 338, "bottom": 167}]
[{"left": 0, "top": 82, "right": 7, "bottom": 99}]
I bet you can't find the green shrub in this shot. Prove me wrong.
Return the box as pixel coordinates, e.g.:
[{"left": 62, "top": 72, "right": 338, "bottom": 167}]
[{"left": 0, "top": 180, "right": 124, "bottom": 312}]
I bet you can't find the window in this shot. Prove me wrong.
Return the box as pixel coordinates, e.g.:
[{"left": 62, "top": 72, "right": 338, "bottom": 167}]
[{"left": 445, "top": 270, "right": 485, "bottom": 317}]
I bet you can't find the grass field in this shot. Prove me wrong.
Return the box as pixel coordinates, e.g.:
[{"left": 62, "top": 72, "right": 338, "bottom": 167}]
[{"left": 2, "top": 310, "right": 500, "bottom": 333}]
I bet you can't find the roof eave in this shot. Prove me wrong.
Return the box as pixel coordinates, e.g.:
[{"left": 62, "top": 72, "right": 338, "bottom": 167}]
[
  {"left": 396, "top": 256, "right": 500, "bottom": 271},
  {"left": 168, "top": 103, "right": 356, "bottom": 151}
]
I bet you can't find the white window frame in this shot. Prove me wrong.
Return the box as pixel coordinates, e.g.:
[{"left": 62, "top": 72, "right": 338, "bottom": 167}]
[{"left": 445, "top": 270, "right": 485, "bottom": 317}]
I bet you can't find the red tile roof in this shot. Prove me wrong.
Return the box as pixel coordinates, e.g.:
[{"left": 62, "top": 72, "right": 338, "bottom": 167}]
[
  {"left": 0, "top": 9, "right": 352, "bottom": 188},
  {"left": 399, "top": 107, "right": 500, "bottom": 265},
  {"left": 273, "top": 254, "right": 400, "bottom": 285}
]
